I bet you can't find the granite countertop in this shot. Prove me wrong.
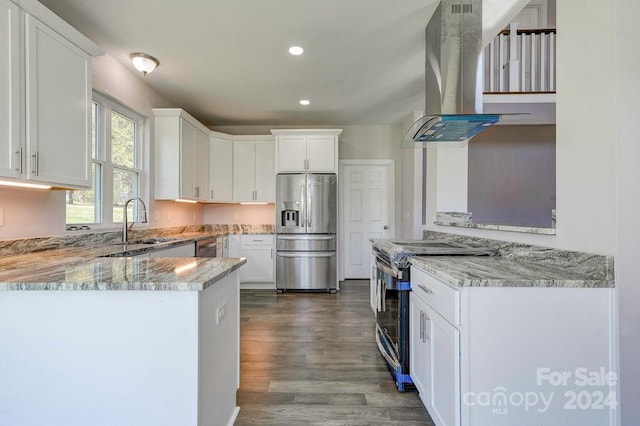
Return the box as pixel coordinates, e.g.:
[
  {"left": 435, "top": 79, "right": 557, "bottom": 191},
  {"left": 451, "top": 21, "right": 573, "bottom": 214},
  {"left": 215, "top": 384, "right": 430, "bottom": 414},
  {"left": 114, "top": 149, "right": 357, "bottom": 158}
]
[
  {"left": 373, "top": 236, "right": 614, "bottom": 289},
  {"left": 0, "top": 225, "right": 274, "bottom": 291},
  {"left": 410, "top": 256, "right": 614, "bottom": 288},
  {"left": 0, "top": 256, "right": 247, "bottom": 291}
]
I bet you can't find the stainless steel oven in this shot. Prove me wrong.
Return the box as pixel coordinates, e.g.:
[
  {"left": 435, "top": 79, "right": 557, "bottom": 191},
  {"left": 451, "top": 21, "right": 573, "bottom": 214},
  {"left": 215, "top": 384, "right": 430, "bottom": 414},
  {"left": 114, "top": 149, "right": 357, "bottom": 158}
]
[
  {"left": 374, "top": 255, "right": 413, "bottom": 391},
  {"left": 372, "top": 239, "right": 498, "bottom": 392}
]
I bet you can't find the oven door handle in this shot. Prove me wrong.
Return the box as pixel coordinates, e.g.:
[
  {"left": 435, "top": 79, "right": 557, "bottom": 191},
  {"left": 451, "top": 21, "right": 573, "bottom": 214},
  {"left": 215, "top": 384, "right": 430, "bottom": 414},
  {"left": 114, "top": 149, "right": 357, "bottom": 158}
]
[
  {"left": 375, "top": 324, "right": 400, "bottom": 370},
  {"left": 375, "top": 258, "right": 399, "bottom": 279}
]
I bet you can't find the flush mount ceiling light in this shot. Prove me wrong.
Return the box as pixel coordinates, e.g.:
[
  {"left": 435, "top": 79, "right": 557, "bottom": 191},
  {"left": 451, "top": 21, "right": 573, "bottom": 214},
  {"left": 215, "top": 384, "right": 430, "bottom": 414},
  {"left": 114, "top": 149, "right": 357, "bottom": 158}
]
[
  {"left": 129, "top": 53, "right": 159, "bottom": 75},
  {"left": 288, "top": 46, "right": 304, "bottom": 55},
  {"left": 299, "top": 99, "right": 311, "bottom": 106}
]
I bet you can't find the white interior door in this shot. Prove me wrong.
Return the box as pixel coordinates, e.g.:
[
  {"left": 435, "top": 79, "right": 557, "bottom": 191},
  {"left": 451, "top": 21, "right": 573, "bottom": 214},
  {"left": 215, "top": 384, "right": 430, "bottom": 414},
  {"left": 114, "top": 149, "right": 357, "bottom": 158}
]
[{"left": 341, "top": 160, "right": 394, "bottom": 279}]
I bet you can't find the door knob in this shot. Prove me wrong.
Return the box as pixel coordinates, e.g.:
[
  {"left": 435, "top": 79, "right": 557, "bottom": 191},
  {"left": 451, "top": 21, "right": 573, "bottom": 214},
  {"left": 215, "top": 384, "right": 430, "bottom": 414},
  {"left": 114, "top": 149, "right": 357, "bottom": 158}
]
[{"left": 383, "top": 225, "right": 389, "bottom": 230}]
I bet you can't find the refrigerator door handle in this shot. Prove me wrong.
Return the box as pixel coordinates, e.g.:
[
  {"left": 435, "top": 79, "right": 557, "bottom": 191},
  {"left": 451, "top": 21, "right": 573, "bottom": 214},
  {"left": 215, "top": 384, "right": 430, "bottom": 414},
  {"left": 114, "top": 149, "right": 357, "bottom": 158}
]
[
  {"left": 307, "top": 181, "right": 312, "bottom": 228},
  {"left": 277, "top": 252, "right": 335, "bottom": 258}
]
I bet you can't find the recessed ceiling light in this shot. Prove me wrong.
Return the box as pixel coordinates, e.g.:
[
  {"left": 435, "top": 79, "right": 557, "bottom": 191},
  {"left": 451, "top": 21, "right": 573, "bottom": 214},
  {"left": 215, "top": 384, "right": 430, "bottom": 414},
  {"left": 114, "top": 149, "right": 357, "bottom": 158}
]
[
  {"left": 299, "top": 99, "right": 311, "bottom": 106},
  {"left": 289, "top": 46, "right": 304, "bottom": 55}
]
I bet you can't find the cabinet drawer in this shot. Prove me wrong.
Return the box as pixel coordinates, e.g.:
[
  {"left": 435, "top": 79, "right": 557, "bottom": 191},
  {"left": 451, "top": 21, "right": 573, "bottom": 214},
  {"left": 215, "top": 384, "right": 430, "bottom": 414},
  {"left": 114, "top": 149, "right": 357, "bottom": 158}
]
[
  {"left": 240, "top": 234, "right": 274, "bottom": 245},
  {"left": 411, "top": 266, "right": 460, "bottom": 325}
]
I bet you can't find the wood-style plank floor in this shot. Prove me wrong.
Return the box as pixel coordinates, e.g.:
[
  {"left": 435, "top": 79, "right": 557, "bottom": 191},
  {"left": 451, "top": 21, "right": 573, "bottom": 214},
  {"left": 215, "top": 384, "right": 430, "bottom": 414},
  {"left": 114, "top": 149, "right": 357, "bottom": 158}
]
[{"left": 235, "top": 280, "right": 435, "bottom": 425}]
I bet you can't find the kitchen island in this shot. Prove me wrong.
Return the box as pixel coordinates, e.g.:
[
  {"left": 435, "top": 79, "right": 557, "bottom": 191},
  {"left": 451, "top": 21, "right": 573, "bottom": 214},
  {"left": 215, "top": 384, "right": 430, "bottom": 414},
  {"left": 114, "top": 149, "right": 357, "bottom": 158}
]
[{"left": 0, "top": 252, "right": 246, "bottom": 426}]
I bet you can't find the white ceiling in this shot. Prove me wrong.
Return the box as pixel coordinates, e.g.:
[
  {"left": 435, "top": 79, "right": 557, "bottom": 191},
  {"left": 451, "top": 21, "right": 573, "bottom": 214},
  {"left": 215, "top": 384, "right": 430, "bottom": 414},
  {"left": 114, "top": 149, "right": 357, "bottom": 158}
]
[{"left": 38, "top": 0, "right": 441, "bottom": 127}]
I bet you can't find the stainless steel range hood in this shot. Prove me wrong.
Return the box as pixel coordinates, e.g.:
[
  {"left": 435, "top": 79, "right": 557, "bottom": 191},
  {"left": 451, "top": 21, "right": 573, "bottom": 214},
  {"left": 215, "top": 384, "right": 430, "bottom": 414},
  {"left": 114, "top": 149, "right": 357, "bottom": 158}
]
[{"left": 406, "top": 0, "right": 502, "bottom": 146}]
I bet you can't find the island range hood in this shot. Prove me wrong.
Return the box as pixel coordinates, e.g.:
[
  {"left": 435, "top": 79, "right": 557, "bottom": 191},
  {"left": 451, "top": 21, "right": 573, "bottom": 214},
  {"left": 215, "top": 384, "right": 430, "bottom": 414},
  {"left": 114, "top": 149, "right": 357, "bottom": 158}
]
[{"left": 406, "top": 0, "right": 503, "bottom": 146}]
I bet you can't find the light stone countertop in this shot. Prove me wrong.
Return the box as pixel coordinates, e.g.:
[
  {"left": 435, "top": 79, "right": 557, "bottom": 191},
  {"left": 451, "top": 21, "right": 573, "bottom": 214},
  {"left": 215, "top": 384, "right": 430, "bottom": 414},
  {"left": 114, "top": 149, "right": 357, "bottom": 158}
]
[
  {"left": 410, "top": 256, "right": 614, "bottom": 288},
  {"left": 0, "top": 226, "right": 271, "bottom": 291}
]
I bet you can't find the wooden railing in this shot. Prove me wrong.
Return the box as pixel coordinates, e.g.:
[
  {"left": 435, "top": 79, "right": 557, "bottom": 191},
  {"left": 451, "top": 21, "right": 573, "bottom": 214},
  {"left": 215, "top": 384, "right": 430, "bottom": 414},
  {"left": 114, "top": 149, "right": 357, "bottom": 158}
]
[{"left": 483, "top": 23, "right": 556, "bottom": 93}]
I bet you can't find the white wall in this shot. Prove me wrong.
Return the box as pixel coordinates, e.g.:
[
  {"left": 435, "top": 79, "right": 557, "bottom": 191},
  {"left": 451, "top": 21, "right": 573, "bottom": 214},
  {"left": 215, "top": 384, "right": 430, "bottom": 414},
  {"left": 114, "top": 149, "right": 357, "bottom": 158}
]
[{"left": 615, "top": 0, "right": 640, "bottom": 422}]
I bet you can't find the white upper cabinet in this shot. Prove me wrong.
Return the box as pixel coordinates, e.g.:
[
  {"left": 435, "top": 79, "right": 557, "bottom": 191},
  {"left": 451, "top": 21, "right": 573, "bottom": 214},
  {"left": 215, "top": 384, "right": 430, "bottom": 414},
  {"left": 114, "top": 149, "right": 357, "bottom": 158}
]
[
  {"left": 232, "top": 136, "right": 275, "bottom": 202},
  {"left": 0, "top": 0, "right": 103, "bottom": 187},
  {"left": 272, "top": 129, "right": 342, "bottom": 173},
  {"left": 154, "top": 108, "right": 209, "bottom": 201},
  {"left": 0, "top": 0, "right": 19, "bottom": 179},
  {"left": 208, "top": 132, "right": 233, "bottom": 202}
]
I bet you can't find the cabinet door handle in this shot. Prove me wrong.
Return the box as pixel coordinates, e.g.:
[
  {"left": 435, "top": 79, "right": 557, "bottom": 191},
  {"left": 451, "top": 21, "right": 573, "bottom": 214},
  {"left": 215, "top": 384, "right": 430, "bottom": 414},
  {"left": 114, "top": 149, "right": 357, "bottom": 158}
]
[
  {"left": 31, "top": 151, "right": 39, "bottom": 176},
  {"left": 195, "top": 186, "right": 199, "bottom": 197},
  {"left": 271, "top": 248, "right": 273, "bottom": 259},
  {"left": 210, "top": 189, "right": 213, "bottom": 199},
  {"left": 424, "top": 314, "right": 430, "bottom": 342},
  {"left": 419, "top": 311, "right": 424, "bottom": 341},
  {"left": 15, "top": 148, "right": 23, "bottom": 174},
  {"left": 417, "top": 284, "right": 433, "bottom": 294}
]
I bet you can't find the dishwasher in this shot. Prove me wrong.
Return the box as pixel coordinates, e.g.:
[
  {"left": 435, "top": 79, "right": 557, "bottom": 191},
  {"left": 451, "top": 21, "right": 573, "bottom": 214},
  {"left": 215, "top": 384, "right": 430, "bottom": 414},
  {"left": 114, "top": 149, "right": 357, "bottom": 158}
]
[{"left": 195, "top": 237, "right": 218, "bottom": 257}]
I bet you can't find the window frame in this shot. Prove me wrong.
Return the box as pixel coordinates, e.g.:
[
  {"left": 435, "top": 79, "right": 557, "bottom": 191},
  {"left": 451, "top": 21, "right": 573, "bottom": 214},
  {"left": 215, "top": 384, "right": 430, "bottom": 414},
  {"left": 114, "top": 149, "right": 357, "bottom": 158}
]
[{"left": 66, "top": 92, "right": 147, "bottom": 229}]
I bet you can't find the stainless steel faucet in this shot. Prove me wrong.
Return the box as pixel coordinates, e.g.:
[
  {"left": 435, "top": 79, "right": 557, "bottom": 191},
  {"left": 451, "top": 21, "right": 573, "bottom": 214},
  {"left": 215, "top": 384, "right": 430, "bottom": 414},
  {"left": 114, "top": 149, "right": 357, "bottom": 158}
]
[{"left": 122, "top": 197, "right": 148, "bottom": 243}]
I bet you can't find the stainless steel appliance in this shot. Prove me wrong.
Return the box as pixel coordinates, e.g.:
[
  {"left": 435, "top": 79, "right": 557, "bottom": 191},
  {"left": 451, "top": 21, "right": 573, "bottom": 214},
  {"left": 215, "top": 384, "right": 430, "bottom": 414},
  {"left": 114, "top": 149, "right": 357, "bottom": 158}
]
[
  {"left": 276, "top": 173, "right": 337, "bottom": 292},
  {"left": 195, "top": 237, "right": 218, "bottom": 257},
  {"left": 371, "top": 239, "right": 498, "bottom": 391}
]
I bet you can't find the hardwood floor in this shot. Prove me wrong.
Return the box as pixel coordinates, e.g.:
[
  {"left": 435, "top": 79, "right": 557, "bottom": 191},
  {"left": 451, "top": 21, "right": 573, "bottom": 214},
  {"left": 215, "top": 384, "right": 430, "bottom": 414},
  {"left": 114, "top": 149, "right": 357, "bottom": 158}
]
[{"left": 235, "top": 280, "right": 434, "bottom": 425}]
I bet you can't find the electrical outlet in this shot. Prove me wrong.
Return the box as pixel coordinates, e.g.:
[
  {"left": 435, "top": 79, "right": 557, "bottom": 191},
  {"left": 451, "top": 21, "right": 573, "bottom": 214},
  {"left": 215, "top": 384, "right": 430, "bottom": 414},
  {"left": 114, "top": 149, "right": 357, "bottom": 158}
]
[
  {"left": 153, "top": 211, "right": 161, "bottom": 222},
  {"left": 0, "top": 207, "right": 3, "bottom": 227},
  {"left": 216, "top": 303, "right": 227, "bottom": 324},
  {"left": 192, "top": 212, "right": 196, "bottom": 221}
]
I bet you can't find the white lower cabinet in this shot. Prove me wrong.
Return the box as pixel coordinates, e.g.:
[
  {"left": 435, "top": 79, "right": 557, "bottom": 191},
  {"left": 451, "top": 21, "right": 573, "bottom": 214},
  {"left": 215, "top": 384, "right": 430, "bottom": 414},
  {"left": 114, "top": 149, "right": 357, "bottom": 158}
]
[
  {"left": 228, "top": 235, "right": 275, "bottom": 289},
  {"left": 409, "top": 264, "right": 616, "bottom": 426},
  {"left": 410, "top": 282, "right": 460, "bottom": 426}
]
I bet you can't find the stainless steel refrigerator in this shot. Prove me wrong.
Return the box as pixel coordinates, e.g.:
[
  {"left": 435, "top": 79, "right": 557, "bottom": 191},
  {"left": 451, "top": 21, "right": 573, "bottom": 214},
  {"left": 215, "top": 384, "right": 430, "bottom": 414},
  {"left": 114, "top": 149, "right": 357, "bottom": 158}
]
[{"left": 276, "top": 173, "right": 337, "bottom": 292}]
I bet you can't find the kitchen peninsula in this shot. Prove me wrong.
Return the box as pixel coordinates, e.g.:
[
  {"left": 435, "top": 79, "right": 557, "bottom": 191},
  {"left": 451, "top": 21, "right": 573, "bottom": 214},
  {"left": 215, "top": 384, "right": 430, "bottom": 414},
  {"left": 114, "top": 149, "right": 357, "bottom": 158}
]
[{"left": 0, "top": 235, "right": 246, "bottom": 426}]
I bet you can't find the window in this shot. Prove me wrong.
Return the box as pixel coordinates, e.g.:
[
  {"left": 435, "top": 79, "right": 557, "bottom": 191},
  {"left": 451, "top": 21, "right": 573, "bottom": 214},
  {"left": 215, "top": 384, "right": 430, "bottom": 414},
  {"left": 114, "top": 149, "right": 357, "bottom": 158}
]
[{"left": 66, "top": 94, "right": 145, "bottom": 227}]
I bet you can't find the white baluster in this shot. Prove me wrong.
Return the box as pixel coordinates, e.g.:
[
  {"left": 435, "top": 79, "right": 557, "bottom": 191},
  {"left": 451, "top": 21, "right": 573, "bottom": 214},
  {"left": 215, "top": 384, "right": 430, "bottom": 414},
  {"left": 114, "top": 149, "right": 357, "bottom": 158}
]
[{"left": 549, "top": 32, "right": 556, "bottom": 91}]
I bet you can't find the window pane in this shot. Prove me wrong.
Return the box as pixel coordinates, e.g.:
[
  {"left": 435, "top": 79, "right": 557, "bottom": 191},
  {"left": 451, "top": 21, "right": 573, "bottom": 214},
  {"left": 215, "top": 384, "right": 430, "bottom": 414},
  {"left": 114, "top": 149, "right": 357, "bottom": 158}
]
[
  {"left": 91, "top": 101, "right": 98, "bottom": 159},
  {"left": 111, "top": 111, "right": 136, "bottom": 168},
  {"left": 112, "top": 168, "right": 139, "bottom": 223},
  {"left": 66, "top": 163, "right": 100, "bottom": 224}
]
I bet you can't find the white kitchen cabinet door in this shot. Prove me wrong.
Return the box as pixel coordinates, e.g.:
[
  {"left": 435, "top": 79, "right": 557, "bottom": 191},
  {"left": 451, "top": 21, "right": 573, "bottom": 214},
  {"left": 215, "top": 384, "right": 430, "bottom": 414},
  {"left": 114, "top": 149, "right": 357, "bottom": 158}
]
[
  {"left": 179, "top": 122, "right": 208, "bottom": 200},
  {"left": 306, "top": 135, "right": 336, "bottom": 172},
  {"left": 240, "top": 246, "right": 274, "bottom": 283},
  {"left": 410, "top": 292, "right": 431, "bottom": 401},
  {"left": 25, "top": 14, "right": 92, "bottom": 187},
  {"left": 180, "top": 121, "right": 196, "bottom": 198},
  {"left": 232, "top": 137, "right": 275, "bottom": 202},
  {"left": 194, "top": 128, "right": 208, "bottom": 200},
  {"left": 239, "top": 235, "right": 275, "bottom": 285},
  {"left": 209, "top": 136, "right": 233, "bottom": 201},
  {"left": 273, "top": 130, "right": 341, "bottom": 173},
  {"left": 276, "top": 135, "right": 307, "bottom": 172},
  {"left": 0, "top": 0, "right": 20, "bottom": 179},
  {"left": 427, "top": 306, "right": 461, "bottom": 426},
  {"left": 255, "top": 139, "right": 275, "bottom": 202},
  {"left": 154, "top": 109, "right": 210, "bottom": 201},
  {"left": 232, "top": 140, "right": 257, "bottom": 201},
  {"left": 228, "top": 235, "right": 240, "bottom": 257}
]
